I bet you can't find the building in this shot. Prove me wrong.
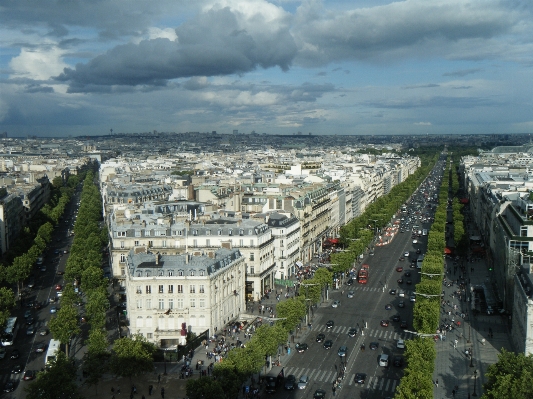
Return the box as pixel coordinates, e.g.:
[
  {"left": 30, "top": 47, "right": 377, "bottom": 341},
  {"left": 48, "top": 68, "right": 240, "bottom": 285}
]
[
  {"left": 512, "top": 266, "right": 533, "bottom": 355},
  {"left": 0, "top": 189, "right": 24, "bottom": 257},
  {"left": 124, "top": 247, "right": 245, "bottom": 348}
]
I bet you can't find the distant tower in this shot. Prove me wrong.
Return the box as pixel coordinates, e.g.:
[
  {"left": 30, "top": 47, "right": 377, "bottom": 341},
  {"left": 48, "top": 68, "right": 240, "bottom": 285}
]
[{"left": 110, "top": 128, "right": 113, "bottom": 135}]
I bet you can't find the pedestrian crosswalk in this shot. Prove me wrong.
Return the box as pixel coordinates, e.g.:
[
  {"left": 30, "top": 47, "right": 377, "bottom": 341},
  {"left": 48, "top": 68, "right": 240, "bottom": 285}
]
[
  {"left": 282, "top": 365, "right": 399, "bottom": 393},
  {"left": 314, "top": 324, "right": 414, "bottom": 340},
  {"left": 348, "top": 286, "right": 414, "bottom": 294}
]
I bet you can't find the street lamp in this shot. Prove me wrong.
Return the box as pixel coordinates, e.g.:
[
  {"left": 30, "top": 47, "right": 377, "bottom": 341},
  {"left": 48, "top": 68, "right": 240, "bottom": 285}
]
[
  {"left": 472, "top": 369, "right": 478, "bottom": 397},
  {"left": 468, "top": 324, "right": 471, "bottom": 343},
  {"left": 470, "top": 348, "right": 474, "bottom": 368}
]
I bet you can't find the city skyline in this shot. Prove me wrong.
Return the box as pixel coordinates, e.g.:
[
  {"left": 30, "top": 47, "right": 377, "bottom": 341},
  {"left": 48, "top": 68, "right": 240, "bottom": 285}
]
[{"left": 1, "top": 0, "right": 533, "bottom": 137}]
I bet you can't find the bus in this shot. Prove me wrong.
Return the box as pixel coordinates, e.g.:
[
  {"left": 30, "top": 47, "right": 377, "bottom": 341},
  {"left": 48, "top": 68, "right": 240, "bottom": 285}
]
[
  {"left": 1, "top": 317, "right": 18, "bottom": 346},
  {"left": 45, "top": 339, "right": 61, "bottom": 366},
  {"left": 416, "top": 255, "right": 425, "bottom": 269}
]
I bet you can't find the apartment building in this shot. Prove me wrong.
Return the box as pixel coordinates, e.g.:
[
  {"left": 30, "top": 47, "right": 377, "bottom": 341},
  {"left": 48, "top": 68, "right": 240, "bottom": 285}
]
[
  {"left": 124, "top": 247, "right": 245, "bottom": 347},
  {"left": 0, "top": 189, "right": 24, "bottom": 257}
]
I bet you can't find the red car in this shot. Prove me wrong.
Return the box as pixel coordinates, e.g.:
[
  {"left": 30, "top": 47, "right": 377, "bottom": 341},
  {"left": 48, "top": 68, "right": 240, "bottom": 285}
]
[
  {"left": 380, "top": 320, "right": 389, "bottom": 327},
  {"left": 23, "top": 370, "right": 36, "bottom": 380},
  {"left": 54, "top": 284, "right": 62, "bottom": 291},
  {"left": 396, "top": 267, "right": 403, "bottom": 272}
]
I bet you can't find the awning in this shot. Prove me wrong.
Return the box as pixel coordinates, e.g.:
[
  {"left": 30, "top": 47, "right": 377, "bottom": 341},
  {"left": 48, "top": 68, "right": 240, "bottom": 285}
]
[
  {"left": 296, "top": 261, "right": 303, "bottom": 267},
  {"left": 330, "top": 238, "right": 340, "bottom": 244}
]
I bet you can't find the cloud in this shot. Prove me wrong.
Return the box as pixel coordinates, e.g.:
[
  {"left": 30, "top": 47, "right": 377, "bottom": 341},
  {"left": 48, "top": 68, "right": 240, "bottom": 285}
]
[
  {"left": 367, "top": 95, "right": 499, "bottom": 109},
  {"left": 56, "top": 4, "right": 297, "bottom": 92},
  {"left": 414, "top": 121, "right": 432, "bottom": 126},
  {"left": 293, "top": 0, "right": 519, "bottom": 66},
  {"left": 402, "top": 83, "right": 440, "bottom": 90},
  {"left": 442, "top": 68, "right": 483, "bottom": 77},
  {"left": 25, "top": 85, "right": 54, "bottom": 93},
  {"left": 10, "top": 46, "right": 68, "bottom": 80}
]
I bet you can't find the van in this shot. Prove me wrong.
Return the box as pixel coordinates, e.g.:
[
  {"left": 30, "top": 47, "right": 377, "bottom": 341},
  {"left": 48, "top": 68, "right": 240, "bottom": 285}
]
[
  {"left": 379, "top": 354, "right": 389, "bottom": 367},
  {"left": 422, "top": 229, "right": 427, "bottom": 236}
]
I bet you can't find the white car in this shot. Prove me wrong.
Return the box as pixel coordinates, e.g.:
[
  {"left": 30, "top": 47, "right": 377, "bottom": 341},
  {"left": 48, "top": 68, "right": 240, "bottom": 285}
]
[
  {"left": 398, "top": 290, "right": 405, "bottom": 298},
  {"left": 298, "top": 375, "right": 309, "bottom": 389},
  {"left": 412, "top": 239, "right": 418, "bottom": 244},
  {"left": 347, "top": 291, "right": 354, "bottom": 298},
  {"left": 332, "top": 300, "right": 341, "bottom": 308},
  {"left": 403, "top": 251, "right": 409, "bottom": 257},
  {"left": 397, "top": 339, "right": 405, "bottom": 349},
  {"left": 410, "top": 295, "right": 416, "bottom": 302}
]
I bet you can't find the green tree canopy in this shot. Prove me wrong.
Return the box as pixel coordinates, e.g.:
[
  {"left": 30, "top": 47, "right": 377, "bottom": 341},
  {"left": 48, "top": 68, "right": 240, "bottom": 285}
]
[
  {"left": 109, "top": 333, "right": 156, "bottom": 380},
  {"left": 482, "top": 349, "right": 533, "bottom": 399}
]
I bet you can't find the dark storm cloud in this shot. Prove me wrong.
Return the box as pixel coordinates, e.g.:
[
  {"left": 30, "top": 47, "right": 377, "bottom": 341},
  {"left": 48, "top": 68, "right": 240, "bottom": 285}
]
[
  {"left": 367, "top": 95, "right": 499, "bottom": 109},
  {"left": 55, "top": 6, "right": 297, "bottom": 92},
  {"left": 443, "top": 68, "right": 483, "bottom": 77},
  {"left": 294, "top": 1, "right": 518, "bottom": 66},
  {"left": 25, "top": 85, "right": 54, "bottom": 93}
]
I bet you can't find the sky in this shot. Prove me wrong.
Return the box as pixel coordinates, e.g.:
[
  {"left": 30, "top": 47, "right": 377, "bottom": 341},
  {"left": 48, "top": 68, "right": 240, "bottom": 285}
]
[{"left": 1, "top": 0, "right": 533, "bottom": 137}]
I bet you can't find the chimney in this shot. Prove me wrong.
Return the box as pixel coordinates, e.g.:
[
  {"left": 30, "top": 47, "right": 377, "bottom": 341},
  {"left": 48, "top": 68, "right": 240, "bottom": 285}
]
[{"left": 155, "top": 252, "right": 160, "bottom": 265}]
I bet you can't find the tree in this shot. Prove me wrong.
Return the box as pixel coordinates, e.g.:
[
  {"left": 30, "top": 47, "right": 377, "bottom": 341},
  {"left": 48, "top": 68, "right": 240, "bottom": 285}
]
[
  {"left": 81, "top": 266, "right": 106, "bottom": 292},
  {"left": 24, "top": 351, "right": 82, "bottom": 399},
  {"left": 186, "top": 377, "right": 225, "bottom": 399},
  {"left": 109, "top": 334, "right": 156, "bottom": 381},
  {"left": 52, "top": 176, "right": 64, "bottom": 189},
  {"left": 275, "top": 298, "right": 306, "bottom": 333},
  {"left": 83, "top": 329, "right": 110, "bottom": 395},
  {"left": 482, "top": 350, "right": 533, "bottom": 398},
  {"left": 49, "top": 303, "right": 80, "bottom": 357},
  {"left": 85, "top": 288, "right": 109, "bottom": 330},
  {"left": 0, "top": 287, "right": 15, "bottom": 328}
]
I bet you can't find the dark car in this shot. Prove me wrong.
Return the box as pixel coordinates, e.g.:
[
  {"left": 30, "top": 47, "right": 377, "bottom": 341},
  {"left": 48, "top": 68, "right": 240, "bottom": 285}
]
[
  {"left": 389, "top": 289, "right": 397, "bottom": 295},
  {"left": 380, "top": 320, "right": 389, "bottom": 327},
  {"left": 369, "top": 342, "right": 379, "bottom": 350},
  {"left": 406, "top": 280, "right": 412, "bottom": 285},
  {"left": 23, "top": 370, "right": 36, "bottom": 380},
  {"left": 348, "top": 327, "right": 358, "bottom": 337},
  {"left": 385, "top": 304, "right": 392, "bottom": 310},
  {"left": 323, "top": 340, "right": 333, "bottom": 350},
  {"left": 3, "top": 381, "right": 15, "bottom": 393},
  {"left": 313, "top": 389, "right": 326, "bottom": 399},
  {"left": 393, "top": 356, "right": 404, "bottom": 367},
  {"left": 354, "top": 373, "right": 366, "bottom": 385},
  {"left": 12, "top": 364, "right": 23, "bottom": 374},
  {"left": 346, "top": 278, "right": 354, "bottom": 285},
  {"left": 265, "top": 376, "right": 277, "bottom": 394},
  {"left": 397, "top": 278, "right": 404, "bottom": 284},
  {"left": 316, "top": 333, "right": 325, "bottom": 343},
  {"left": 392, "top": 314, "right": 401, "bottom": 322},
  {"left": 26, "top": 316, "right": 35, "bottom": 325},
  {"left": 326, "top": 320, "right": 334, "bottom": 329},
  {"left": 404, "top": 272, "right": 411, "bottom": 277},
  {"left": 284, "top": 375, "right": 296, "bottom": 390},
  {"left": 400, "top": 320, "right": 408, "bottom": 329},
  {"left": 398, "top": 301, "right": 405, "bottom": 308},
  {"left": 295, "top": 343, "right": 308, "bottom": 353},
  {"left": 35, "top": 342, "right": 47, "bottom": 353},
  {"left": 10, "top": 349, "right": 20, "bottom": 359}
]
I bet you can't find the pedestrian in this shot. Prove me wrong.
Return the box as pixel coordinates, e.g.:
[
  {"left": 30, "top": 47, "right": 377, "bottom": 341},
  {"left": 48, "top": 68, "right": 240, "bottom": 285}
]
[
  {"left": 435, "top": 379, "right": 439, "bottom": 387},
  {"left": 111, "top": 387, "right": 115, "bottom": 394},
  {"left": 158, "top": 374, "right": 161, "bottom": 384},
  {"left": 148, "top": 385, "right": 153, "bottom": 395},
  {"left": 117, "top": 387, "right": 121, "bottom": 395},
  {"left": 481, "top": 338, "right": 486, "bottom": 345}
]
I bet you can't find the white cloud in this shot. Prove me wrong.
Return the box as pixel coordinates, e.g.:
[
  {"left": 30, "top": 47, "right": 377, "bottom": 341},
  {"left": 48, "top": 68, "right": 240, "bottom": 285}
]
[
  {"left": 9, "top": 46, "right": 68, "bottom": 81},
  {"left": 414, "top": 121, "right": 432, "bottom": 126}
]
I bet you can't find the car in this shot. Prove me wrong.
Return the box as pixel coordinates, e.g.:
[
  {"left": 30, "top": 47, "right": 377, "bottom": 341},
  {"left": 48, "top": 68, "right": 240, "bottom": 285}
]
[
  {"left": 398, "top": 301, "right": 405, "bottom": 308},
  {"left": 393, "top": 356, "right": 404, "bottom": 367},
  {"left": 24, "top": 310, "right": 32, "bottom": 318},
  {"left": 332, "top": 300, "right": 340, "bottom": 308},
  {"left": 410, "top": 295, "right": 416, "bottom": 302},
  {"left": 56, "top": 271, "right": 65, "bottom": 275},
  {"left": 354, "top": 373, "right": 366, "bottom": 385},
  {"left": 346, "top": 279, "right": 354, "bottom": 285},
  {"left": 295, "top": 343, "right": 308, "bottom": 353},
  {"left": 323, "top": 340, "right": 333, "bottom": 350},
  {"left": 379, "top": 354, "right": 390, "bottom": 367},
  {"left": 298, "top": 375, "right": 309, "bottom": 389},
  {"left": 326, "top": 320, "right": 334, "bottom": 329},
  {"left": 313, "top": 389, "right": 326, "bottom": 399},
  {"left": 23, "top": 370, "right": 36, "bottom": 380},
  {"left": 316, "top": 333, "right": 325, "bottom": 343},
  {"left": 39, "top": 328, "right": 49, "bottom": 336},
  {"left": 26, "top": 300, "right": 36, "bottom": 308},
  {"left": 284, "top": 375, "right": 296, "bottom": 390},
  {"left": 26, "top": 316, "right": 35, "bottom": 325},
  {"left": 380, "top": 320, "right": 389, "bottom": 327},
  {"left": 404, "top": 272, "right": 411, "bottom": 277},
  {"left": 10, "top": 349, "right": 20, "bottom": 359},
  {"left": 397, "top": 278, "right": 404, "bottom": 284},
  {"left": 397, "top": 339, "right": 405, "bottom": 349},
  {"left": 416, "top": 248, "right": 422, "bottom": 254},
  {"left": 35, "top": 342, "right": 47, "bottom": 353},
  {"left": 398, "top": 256, "right": 405, "bottom": 261},
  {"left": 389, "top": 289, "right": 396, "bottom": 295},
  {"left": 265, "top": 376, "right": 277, "bottom": 394},
  {"left": 404, "top": 251, "right": 409, "bottom": 257},
  {"left": 57, "top": 291, "right": 63, "bottom": 297},
  {"left": 26, "top": 325, "right": 35, "bottom": 335},
  {"left": 348, "top": 327, "right": 358, "bottom": 337},
  {"left": 369, "top": 342, "right": 379, "bottom": 350},
  {"left": 396, "top": 266, "right": 403, "bottom": 272},
  {"left": 400, "top": 320, "right": 408, "bottom": 329},
  {"left": 50, "top": 306, "right": 58, "bottom": 313},
  {"left": 27, "top": 278, "right": 35, "bottom": 288},
  {"left": 64, "top": 249, "right": 68, "bottom": 254},
  {"left": 54, "top": 284, "right": 62, "bottom": 291},
  {"left": 0, "top": 347, "right": 5, "bottom": 359},
  {"left": 3, "top": 381, "right": 16, "bottom": 393},
  {"left": 385, "top": 304, "right": 392, "bottom": 310},
  {"left": 347, "top": 290, "right": 354, "bottom": 298},
  {"left": 54, "top": 249, "right": 60, "bottom": 254},
  {"left": 398, "top": 290, "right": 405, "bottom": 297},
  {"left": 337, "top": 345, "right": 348, "bottom": 357},
  {"left": 392, "top": 314, "right": 401, "bottom": 322},
  {"left": 33, "top": 301, "right": 43, "bottom": 310},
  {"left": 40, "top": 265, "right": 47, "bottom": 272},
  {"left": 406, "top": 280, "right": 412, "bottom": 285},
  {"left": 12, "top": 364, "right": 23, "bottom": 374},
  {"left": 413, "top": 239, "right": 418, "bottom": 244}
]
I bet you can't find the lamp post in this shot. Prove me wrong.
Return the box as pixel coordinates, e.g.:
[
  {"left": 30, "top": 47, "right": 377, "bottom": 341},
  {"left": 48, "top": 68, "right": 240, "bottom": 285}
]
[
  {"left": 469, "top": 349, "right": 474, "bottom": 368},
  {"left": 468, "top": 324, "right": 471, "bottom": 343},
  {"left": 472, "top": 369, "right": 478, "bottom": 397}
]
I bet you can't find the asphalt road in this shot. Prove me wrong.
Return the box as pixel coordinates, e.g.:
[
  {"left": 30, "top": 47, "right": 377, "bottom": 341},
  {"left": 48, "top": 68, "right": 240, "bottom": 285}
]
[
  {"left": 270, "top": 170, "right": 443, "bottom": 399},
  {"left": 0, "top": 189, "right": 81, "bottom": 398}
]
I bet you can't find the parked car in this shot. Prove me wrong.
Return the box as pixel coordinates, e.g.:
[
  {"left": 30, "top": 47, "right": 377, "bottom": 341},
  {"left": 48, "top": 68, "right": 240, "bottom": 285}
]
[
  {"left": 295, "top": 343, "right": 308, "bottom": 353},
  {"left": 3, "top": 381, "right": 16, "bottom": 393},
  {"left": 284, "top": 375, "right": 296, "bottom": 390},
  {"left": 23, "top": 370, "right": 36, "bottom": 380}
]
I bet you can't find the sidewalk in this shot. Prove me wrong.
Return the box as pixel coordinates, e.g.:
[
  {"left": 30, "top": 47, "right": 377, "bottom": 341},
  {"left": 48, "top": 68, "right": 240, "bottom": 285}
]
[{"left": 433, "top": 238, "right": 513, "bottom": 398}]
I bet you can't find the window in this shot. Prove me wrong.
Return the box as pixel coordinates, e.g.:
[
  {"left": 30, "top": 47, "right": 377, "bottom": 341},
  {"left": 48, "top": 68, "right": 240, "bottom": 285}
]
[
  {"left": 134, "top": 240, "right": 140, "bottom": 246},
  {"left": 120, "top": 254, "right": 126, "bottom": 262},
  {"left": 136, "top": 299, "right": 142, "bottom": 309},
  {"left": 250, "top": 266, "right": 255, "bottom": 274},
  {"left": 206, "top": 239, "right": 210, "bottom": 247},
  {"left": 145, "top": 230, "right": 150, "bottom": 236},
  {"left": 148, "top": 240, "right": 153, "bottom": 247},
  {"left": 121, "top": 267, "right": 125, "bottom": 276},
  {"left": 177, "top": 285, "right": 183, "bottom": 293},
  {"left": 147, "top": 333, "right": 153, "bottom": 339},
  {"left": 120, "top": 241, "right": 125, "bottom": 249},
  {"left": 146, "top": 285, "right": 151, "bottom": 294},
  {"left": 218, "top": 230, "right": 222, "bottom": 235},
  {"left": 193, "top": 239, "right": 198, "bottom": 247},
  {"left": 136, "top": 285, "right": 142, "bottom": 294},
  {"left": 178, "top": 230, "right": 182, "bottom": 236},
  {"left": 168, "top": 299, "right": 174, "bottom": 309},
  {"left": 168, "top": 285, "right": 174, "bottom": 293},
  {"left": 200, "top": 270, "right": 205, "bottom": 276},
  {"left": 135, "top": 231, "right": 141, "bottom": 237},
  {"left": 190, "top": 271, "right": 195, "bottom": 276},
  {"left": 190, "top": 299, "right": 196, "bottom": 308},
  {"left": 158, "top": 299, "right": 165, "bottom": 310},
  {"left": 199, "top": 285, "right": 205, "bottom": 293},
  {"left": 206, "top": 230, "right": 211, "bottom": 236},
  {"left": 250, "top": 239, "right": 254, "bottom": 246},
  {"left": 190, "top": 285, "right": 196, "bottom": 293},
  {"left": 178, "top": 271, "right": 184, "bottom": 276},
  {"left": 250, "top": 253, "right": 255, "bottom": 261},
  {"left": 199, "top": 299, "right": 205, "bottom": 308},
  {"left": 168, "top": 270, "right": 173, "bottom": 276},
  {"left": 158, "top": 285, "right": 164, "bottom": 293},
  {"left": 229, "top": 229, "right": 233, "bottom": 236},
  {"left": 521, "top": 226, "right": 528, "bottom": 237},
  {"left": 239, "top": 239, "right": 244, "bottom": 246},
  {"left": 146, "top": 299, "right": 152, "bottom": 309},
  {"left": 117, "top": 231, "right": 126, "bottom": 237},
  {"left": 162, "top": 240, "right": 167, "bottom": 248},
  {"left": 177, "top": 298, "right": 184, "bottom": 309}
]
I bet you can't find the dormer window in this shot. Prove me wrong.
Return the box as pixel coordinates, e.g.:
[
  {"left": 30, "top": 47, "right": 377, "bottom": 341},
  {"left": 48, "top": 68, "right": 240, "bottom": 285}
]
[
  {"left": 229, "top": 229, "right": 233, "bottom": 236},
  {"left": 178, "top": 270, "right": 184, "bottom": 276},
  {"left": 159, "top": 270, "right": 164, "bottom": 276},
  {"left": 190, "top": 271, "right": 195, "bottom": 276},
  {"left": 168, "top": 270, "right": 174, "bottom": 276}
]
